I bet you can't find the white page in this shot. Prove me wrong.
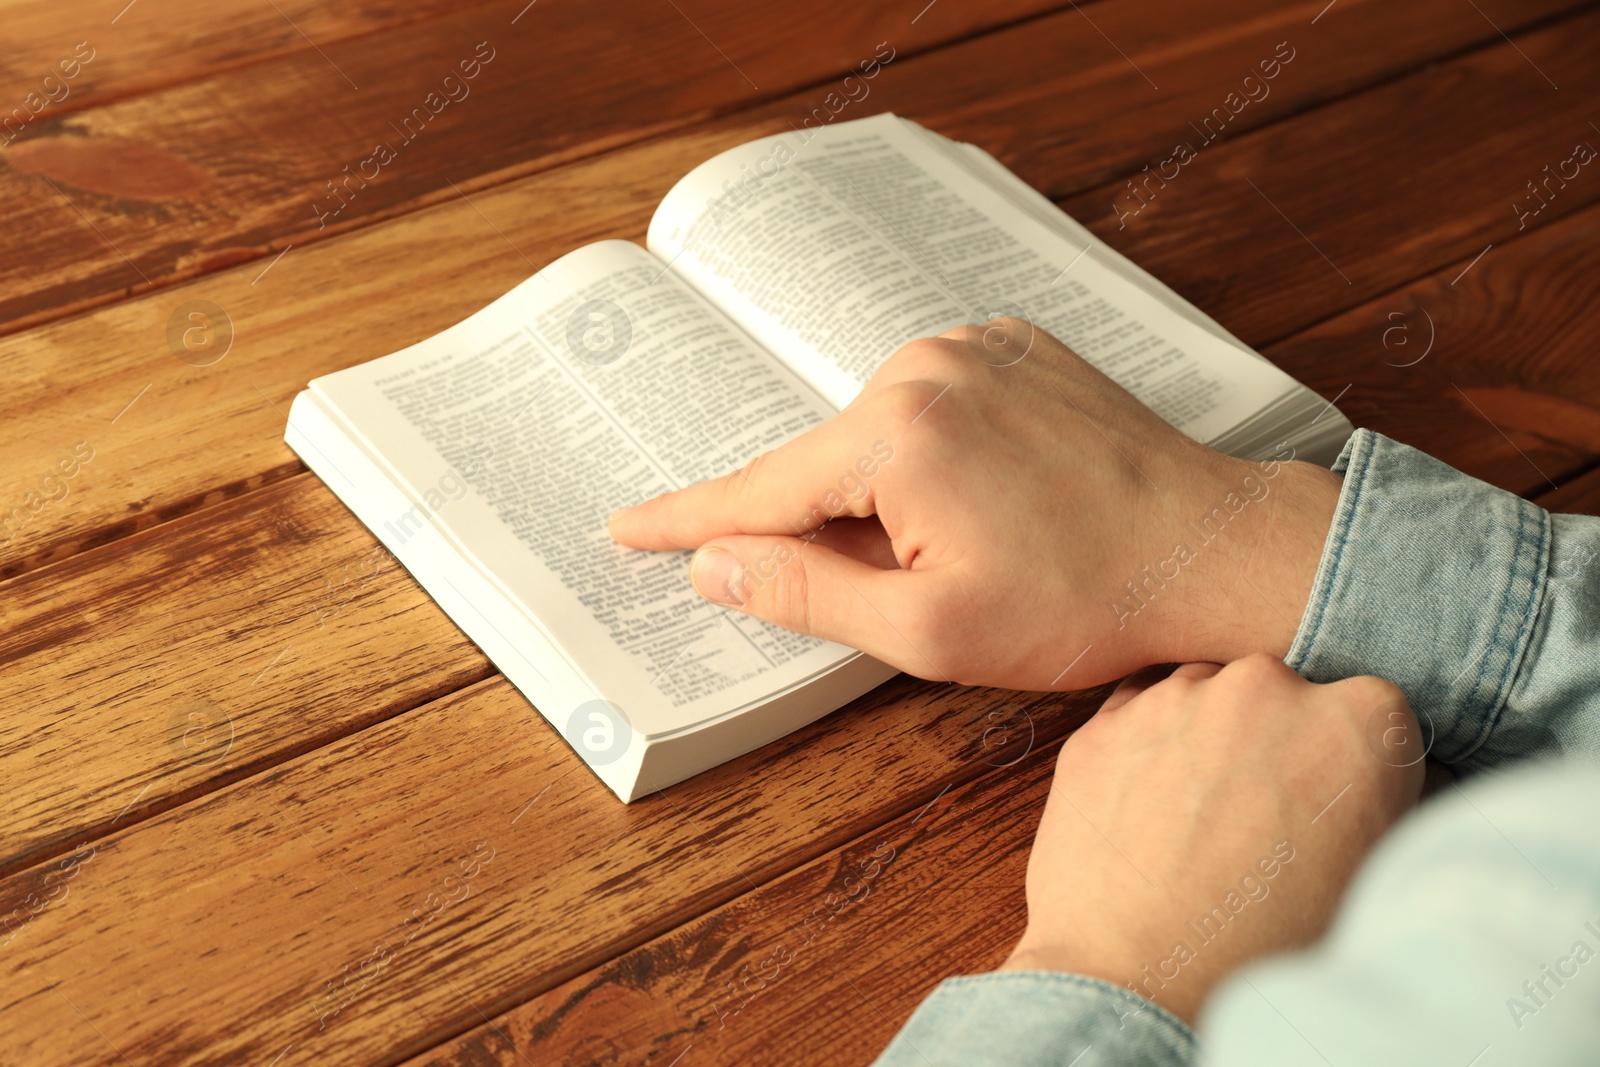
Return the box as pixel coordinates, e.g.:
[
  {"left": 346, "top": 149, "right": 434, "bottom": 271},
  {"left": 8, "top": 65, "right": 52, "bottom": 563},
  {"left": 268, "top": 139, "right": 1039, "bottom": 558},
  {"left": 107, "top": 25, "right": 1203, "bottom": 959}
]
[
  {"left": 647, "top": 113, "right": 1298, "bottom": 445},
  {"left": 310, "top": 240, "right": 856, "bottom": 739}
]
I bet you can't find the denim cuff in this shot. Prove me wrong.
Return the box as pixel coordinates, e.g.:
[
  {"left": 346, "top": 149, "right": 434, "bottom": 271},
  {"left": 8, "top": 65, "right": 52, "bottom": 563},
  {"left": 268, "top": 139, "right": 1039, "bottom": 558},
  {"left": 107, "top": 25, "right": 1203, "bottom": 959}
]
[
  {"left": 1286, "top": 429, "right": 1551, "bottom": 764},
  {"left": 872, "top": 972, "right": 1196, "bottom": 1067}
]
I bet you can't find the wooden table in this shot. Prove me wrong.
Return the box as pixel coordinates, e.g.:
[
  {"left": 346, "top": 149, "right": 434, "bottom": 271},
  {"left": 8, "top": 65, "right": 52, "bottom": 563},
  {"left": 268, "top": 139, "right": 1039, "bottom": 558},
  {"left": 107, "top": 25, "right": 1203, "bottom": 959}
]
[{"left": 2, "top": 1, "right": 1597, "bottom": 1063}]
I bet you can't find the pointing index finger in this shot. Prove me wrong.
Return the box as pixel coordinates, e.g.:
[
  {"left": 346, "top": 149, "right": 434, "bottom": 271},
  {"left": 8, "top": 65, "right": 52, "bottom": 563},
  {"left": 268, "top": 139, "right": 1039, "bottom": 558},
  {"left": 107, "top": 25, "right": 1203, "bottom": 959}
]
[{"left": 608, "top": 406, "right": 896, "bottom": 551}]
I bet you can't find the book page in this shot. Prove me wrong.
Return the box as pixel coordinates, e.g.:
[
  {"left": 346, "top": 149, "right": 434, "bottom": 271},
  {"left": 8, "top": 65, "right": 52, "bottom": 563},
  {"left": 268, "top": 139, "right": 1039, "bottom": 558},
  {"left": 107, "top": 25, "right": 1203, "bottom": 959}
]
[
  {"left": 310, "top": 240, "right": 854, "bottom": 738},
  {"left": 647, "top": 114, "right": 1298, "bottom": 444}
]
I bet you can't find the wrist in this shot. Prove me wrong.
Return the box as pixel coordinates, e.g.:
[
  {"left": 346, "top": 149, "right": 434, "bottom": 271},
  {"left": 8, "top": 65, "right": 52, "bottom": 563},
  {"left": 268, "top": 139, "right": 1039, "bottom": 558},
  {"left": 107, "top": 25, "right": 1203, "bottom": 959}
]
[
  {"left": 999, "top": 939, "right": 1206, "bottom": 1024},
  {"left": 1229, "top": 458, "right": 1342, "bottom": 658},
  {"left": 1137, "top": 451, "right": 1341, "bottom": 667}
]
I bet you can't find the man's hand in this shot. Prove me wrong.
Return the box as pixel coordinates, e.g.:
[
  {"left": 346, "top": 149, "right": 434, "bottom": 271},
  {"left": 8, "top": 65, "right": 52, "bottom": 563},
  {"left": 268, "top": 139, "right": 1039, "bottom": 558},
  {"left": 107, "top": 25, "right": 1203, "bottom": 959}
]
[
  {"left": 1001, "top": 655, "right": 1425, "bottom": 1023},
  {"left": 608, "top": 322, "right": 1343, "bottom": 690}
]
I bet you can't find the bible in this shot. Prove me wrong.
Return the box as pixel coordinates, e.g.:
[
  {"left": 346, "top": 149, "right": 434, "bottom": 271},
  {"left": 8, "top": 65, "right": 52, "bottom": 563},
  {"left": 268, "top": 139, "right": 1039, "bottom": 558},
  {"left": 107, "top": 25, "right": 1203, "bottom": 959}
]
[{"left": 284, "top": 113, "right": 1352, "bottom": 801}]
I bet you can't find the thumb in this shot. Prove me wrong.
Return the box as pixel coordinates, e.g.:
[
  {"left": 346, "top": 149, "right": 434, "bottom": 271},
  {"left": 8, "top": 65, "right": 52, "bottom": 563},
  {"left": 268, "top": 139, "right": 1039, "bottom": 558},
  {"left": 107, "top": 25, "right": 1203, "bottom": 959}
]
[{"left": 688, "top": 535, "right": 926, "bottom": 674}]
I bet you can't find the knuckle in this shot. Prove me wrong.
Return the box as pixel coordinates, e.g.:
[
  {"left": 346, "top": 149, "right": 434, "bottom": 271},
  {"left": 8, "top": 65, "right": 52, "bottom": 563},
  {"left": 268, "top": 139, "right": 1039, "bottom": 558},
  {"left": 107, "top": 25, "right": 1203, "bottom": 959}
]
[
  {"left": 987, "top": 315, "right": 1033, "bottom": 338},
  {"left": 717, "top": 451, "right": 769, "bottom": 511},
  {"left": 1343, "top": 674, "right": 1407, "bottom": 711},
  {"left": 887, "top": 336, "right": 968, "bottom": 380},
  {"left": 956, "top": 316, "right": 1037, "bottom": 363},
  {"left": 738, "top": 449, "right": 772, "bottom": 490},
  {"left": 1230, "top": 652, "right": 1296, "bottom": 682}
]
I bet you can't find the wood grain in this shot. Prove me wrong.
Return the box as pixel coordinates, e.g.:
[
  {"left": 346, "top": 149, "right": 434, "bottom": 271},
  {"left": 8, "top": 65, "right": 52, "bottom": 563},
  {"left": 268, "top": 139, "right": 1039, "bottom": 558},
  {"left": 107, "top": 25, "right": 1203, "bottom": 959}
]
[
  {"left": 0, "top": 122, "right": 727, "bottom": 584},
  {"left": 866, "top": 0, "right": 1588, "bottom": 204},
  {"left": 0, "top": 472, "right": 491, "bottom": 875},
  {"left": 1063, "top": 7, "right": 1600, "bottom": 352},
  {"left": 4, "top": 0, "right": 1581, "bottom": 340},
  {"left": 0, "top": 668, "right": 1095, "bottom": 1065},
  {"left": 1263, "top": 201, "right": 1600, "bottom": 497},
  {"left": 0, "top": 0, "right": 493, "bottom": 125},
  {"left": 0, "top": 0, "right": 1064, "bottom": 336},
  {"left": 407, "top": 734, "right": 1055, "bottom": 1067},
  {"left": 3, "top": 0, "right": 1592, "bottom": 585},
  {"left": 1537, "top": 463, "right": 1600, "bottom": 514}
]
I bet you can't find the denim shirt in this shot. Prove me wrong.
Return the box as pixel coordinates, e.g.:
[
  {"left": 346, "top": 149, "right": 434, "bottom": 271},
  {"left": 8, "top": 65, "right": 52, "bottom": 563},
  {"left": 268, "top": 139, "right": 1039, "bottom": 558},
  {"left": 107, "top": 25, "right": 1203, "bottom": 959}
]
[{"left": 873, "top": 430, "right": 1600, "bottom": 1067}]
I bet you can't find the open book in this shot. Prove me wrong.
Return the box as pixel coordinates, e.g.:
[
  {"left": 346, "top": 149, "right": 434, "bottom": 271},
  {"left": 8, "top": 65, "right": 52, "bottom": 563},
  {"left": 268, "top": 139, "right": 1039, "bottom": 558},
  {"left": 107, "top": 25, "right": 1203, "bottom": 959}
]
[{"left": 285, "top": 113, "right": 1352, "bottom": 801}]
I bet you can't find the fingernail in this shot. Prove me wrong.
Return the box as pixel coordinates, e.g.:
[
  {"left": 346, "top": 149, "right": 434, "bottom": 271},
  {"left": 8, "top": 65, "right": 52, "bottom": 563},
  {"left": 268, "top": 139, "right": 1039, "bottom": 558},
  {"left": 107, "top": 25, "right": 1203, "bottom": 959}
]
[{"left": 692, "top": 547, "right": 744, "bottom": 605}]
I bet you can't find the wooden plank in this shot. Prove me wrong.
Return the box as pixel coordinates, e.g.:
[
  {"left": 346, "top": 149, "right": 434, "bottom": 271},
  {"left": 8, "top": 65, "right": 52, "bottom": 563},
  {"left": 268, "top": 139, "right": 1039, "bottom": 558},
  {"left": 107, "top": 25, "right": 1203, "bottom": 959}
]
[
  {"left": 1061, "top": 6, "right": 1600, "bottom": 353},
  {"left": 0, "top": 472, "right": 491, "bottom": 875},
  {"left": 0, "top": 0, "right": 491, "bottom": 126},
  {"left": 1537, "top": 463, "right": 1600, "bottom": 514},
  {"left": 1262, "top": 201, "right": 1600, "bottom": 497},
  {"left": 2, "top": 0, "right": 1588, "bottom": 583},
  {"left": 0, "top": 667, "right": 1094, "bottom": 1065},
  {"left": 0, "top": 0, "right": 1063, "bottom": 336},
  {"left": 868, "top": 0, "right": 1588, "bottom": 202},
  {"left": 406, "top": 733, "right": 1053, "bottom": 1067},
  {"left": 0, "top": 124, "right": 722, "bottom": 584}
]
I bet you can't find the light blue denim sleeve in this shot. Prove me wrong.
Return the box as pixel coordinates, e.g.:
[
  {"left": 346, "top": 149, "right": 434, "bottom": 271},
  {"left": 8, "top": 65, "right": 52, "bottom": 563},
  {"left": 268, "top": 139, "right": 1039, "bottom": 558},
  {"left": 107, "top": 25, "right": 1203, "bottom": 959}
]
[
  {"left": 1200, "top": 760, "right": 1600, "bottom": 1066},
  {"left": 1287, "top": 428, "right": 1600, "bottom": 767},
  {"left": 870, "top": 972, "right": 1196, "bottom": 1067},
  {"left": 874, "top": 429, "right": 1600, "bottom": 1067}
]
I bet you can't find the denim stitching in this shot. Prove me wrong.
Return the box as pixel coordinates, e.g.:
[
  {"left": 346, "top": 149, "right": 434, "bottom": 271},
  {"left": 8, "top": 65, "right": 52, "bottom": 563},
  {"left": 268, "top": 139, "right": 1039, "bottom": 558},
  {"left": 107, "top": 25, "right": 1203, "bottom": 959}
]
[
  {"left": 1457, "top": 499, "right": 1551, "bottom": 764},
  {"left": 1435, "top": 482, "right": 1519, "bottom": 760},
  {"left": 1291, "top": 430, "right": 1371, "bottom": 674}
]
